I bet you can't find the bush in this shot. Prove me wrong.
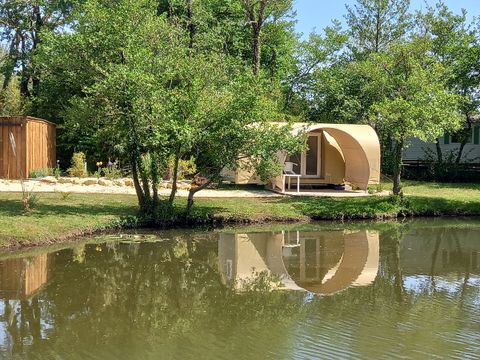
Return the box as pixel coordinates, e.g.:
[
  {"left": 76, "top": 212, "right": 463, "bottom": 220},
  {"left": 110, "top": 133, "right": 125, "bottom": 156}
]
[
  {"left": 102, "top": 163, "right": 123, "bottom": 179},
  {"left": 29, "top": 168, "right": 51, "bottom": 178},
  {"left": 68, "top": 152, "right": 87, "bottom": 177},
  {"left": 29, "top": 167, "right": 62, "bottom": 179},
  {"left": 403, "top": 147, "right": 480, "bottom": 183},
  {"left": 167, "top": 156, "right": 197, "bottom": 180}
]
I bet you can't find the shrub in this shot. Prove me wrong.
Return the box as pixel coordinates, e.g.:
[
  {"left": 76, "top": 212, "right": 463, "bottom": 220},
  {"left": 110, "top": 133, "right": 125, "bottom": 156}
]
[
  {"left": 167, "top": 156, "right": 197, "bottom": 180},
  {"left": 29, "top": 167, "right": 62, "bottom": 179},
  {"left": 59, "top": 192, "right": 72, "bottom": 201},
  {"left": 102, "top": 163, "right": 123, "bottom": 179},
  {"left": 21, "top": 183, "right": 39, "bottom": 212},
  {"left": 29, "top": 168, "right": 51, "bottom": 178},
  {"left": 68, "top": 152, "right": 87, "bottom": 177}
]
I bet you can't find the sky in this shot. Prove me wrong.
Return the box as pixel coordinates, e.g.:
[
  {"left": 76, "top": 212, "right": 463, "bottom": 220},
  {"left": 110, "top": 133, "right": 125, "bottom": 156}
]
[{"left": 294, "top": 0, "right": 479, "bottom": 37}]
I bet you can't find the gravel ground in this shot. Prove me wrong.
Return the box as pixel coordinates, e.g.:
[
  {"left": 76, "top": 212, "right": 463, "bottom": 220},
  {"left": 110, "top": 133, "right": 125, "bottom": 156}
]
[{"left": 0, "top": 179, "right": 383, "bottom": 198}]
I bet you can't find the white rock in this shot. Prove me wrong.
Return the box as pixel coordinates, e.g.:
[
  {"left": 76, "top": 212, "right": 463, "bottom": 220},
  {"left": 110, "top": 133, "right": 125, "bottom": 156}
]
[
  {"left": 41, "top": 176, "right": 58, "bottom": 184},
  {"left": 58, "top": 177, "right": 74, "bottom": 184},
  {"left": 113, "top": 179, "right": 125, "bottom": 187},
  {"left": 98, "top": 178, "right": 113, "bottom": 187},
  {"left": 81, "top": 178, "right": 99, "bottom": 186}
]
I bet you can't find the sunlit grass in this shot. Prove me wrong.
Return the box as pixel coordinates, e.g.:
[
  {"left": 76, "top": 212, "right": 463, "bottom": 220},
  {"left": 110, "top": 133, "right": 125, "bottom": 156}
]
[{"left": 1, "top": 180, "right": 480, "bottom": 247}]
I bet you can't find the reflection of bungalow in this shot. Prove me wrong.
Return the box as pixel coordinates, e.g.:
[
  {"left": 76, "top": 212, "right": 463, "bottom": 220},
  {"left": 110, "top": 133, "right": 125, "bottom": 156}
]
[
  {"left": 222, "top": 123, "right": 381, "bottom": 192},
  {"left": 218, "top": 229, "right": 380, "bottom": 295},
  {"left": 0, "top": 254, "right": 50, "bottom": 299}
]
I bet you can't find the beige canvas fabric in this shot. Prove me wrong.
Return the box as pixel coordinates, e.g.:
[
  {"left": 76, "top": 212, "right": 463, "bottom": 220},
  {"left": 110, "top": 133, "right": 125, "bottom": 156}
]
[{"left": 224, "top": 122, "right": 381, "bottom": 190}]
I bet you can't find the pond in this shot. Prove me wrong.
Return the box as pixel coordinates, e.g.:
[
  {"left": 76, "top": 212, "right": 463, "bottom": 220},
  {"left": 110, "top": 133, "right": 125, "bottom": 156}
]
[{"left": 0, "top": 219, "right": 479, "bottom": 359}]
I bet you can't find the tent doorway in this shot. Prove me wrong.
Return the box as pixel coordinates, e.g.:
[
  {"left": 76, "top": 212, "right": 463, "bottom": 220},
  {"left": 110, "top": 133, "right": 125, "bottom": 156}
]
[{"left": 287, "top": 134, "right": 322, "bottom": 178}]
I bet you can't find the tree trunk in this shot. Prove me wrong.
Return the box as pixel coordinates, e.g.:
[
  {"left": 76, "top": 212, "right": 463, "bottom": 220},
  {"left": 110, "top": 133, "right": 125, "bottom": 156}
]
[
  {"left": 150, "top": 153, "right": 160, "bottom": 213},
  {"left": 456, "top": 118, "right": 472, "bottom": 164},
  {"left": 252, "top": 25, "right": 261, "bottom": 75},
  {"left": 186, "top": 178, "right": 213, "bottom": 216},
  {"left": 392, "top": 139, "right": 404, "bottom": 195},
  {"left": 244, "top": 0, "right": 267, "bottom": 75},
  {"left": 186, "top": 0, "right": 196, "bottom": 49},
  {"left": 131, "top": 156, "right": 147, "bottom": 211},
  {"left": 435, "top": 138, "right": 443, "bottom": 163},
  {"left": 169, "top": 154, "right": 180, "bottom": 205},
  {"left": 456, "top": 141, "right": 467, "bottom": 164}
]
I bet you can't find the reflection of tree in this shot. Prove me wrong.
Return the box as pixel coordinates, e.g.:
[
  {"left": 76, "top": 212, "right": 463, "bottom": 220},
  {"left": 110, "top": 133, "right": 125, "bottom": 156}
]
[
  {"left": 2, "top": 236, "right": 306, "bottom": 358},
  {"left": 380, "top": 226, "right": 406, "bottom": 303},
  {"left": 1, "top": 224, "right": 480, "bottom": 359}
]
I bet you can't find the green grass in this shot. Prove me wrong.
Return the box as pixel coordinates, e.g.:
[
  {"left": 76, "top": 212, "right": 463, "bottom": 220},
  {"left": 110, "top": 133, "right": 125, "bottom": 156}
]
[
  {"left": 1, "top": 180, "right": 480, "bottom": 248},
  {"left": 0, "top": 192, "right": 138, "bottom": 248}
]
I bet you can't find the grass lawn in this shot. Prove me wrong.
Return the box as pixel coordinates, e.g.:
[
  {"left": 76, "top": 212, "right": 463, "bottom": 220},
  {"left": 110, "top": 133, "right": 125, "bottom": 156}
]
[{"left": 1, "top": 180, "right": 480, "bottom": 248}]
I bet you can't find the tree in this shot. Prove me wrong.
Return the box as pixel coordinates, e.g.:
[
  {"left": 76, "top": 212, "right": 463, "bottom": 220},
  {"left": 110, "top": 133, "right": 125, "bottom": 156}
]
[
  {"left": 283, "top": 21, "right": 348, "bottom": 116},
  {"left": 417, "top": 2, "right": 480, "bottom": 164},
  {"left": 0, "top": 0, "right": 78, "bottom": 99},
  {"left": 38, "top": 0, "right": 300, "bottom": 221},
  {"left": 241, "top": 0, "right": 293, "bottom": 75},
  {"left": 361, "top": 38, "right": 463, "bottom": 194},
  {"left": 345, "top": 0, "right": 411, "bottom": 58}
]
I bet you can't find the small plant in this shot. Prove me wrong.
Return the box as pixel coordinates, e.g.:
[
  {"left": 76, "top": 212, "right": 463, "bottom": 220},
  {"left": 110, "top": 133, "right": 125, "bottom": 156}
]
[
  {"left": 59, "top": 191, "right": 72, "bottom": 201},
  {"left": 53, "top": 167, "right": 61, "bottom": 179},
  {"left": 103, "top": 162, "right": 123, "bottom": 179},
  {"left": 368, "top": 182, "right": 384, "bottom": 194},
  {"left": 94, "top": 161, "right": 104, "bottom": 178},
  {"left": 29, "top": 168, "right": 51, "bottom": 178},
  {"left": 21, "top": 183, "right": 39, "bottom": 212},
  {"left": 68, "top": 152, "right": 87, "bottom": 177},
  {"left": 29, "top": 167, "right": 61, "bottom": 179}
]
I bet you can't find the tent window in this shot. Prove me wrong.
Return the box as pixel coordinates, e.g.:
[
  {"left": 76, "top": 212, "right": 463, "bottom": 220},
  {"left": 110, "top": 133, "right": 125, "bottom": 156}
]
[
  {"left": 305, "top": 136, "right": 320, "bottom": 176},
  {"left": 286, "top": 134, "right": 322, "bottom": 177}
]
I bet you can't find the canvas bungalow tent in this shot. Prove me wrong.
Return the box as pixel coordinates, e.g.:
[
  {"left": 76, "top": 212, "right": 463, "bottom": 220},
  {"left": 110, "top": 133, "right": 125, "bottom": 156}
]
[{"left": 223, "top": 123, "right": 381, "bottom": 191}]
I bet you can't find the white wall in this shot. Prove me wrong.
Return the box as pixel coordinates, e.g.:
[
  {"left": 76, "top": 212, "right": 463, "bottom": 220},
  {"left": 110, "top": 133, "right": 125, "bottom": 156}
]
[{"left": 404, "top": 136, "right": 480, "bottom": 163}]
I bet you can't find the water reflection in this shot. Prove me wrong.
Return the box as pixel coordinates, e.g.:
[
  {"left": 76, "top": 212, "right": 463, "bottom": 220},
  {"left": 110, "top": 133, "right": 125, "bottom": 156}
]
[
  {"left": 0, "top": 223, "right": 478, "bottom": 359},
  {"left": 219, "top": 230, "right": 379, "bottom": 295},
  {"left": 0, "top": 254, "right": 50, "bottom": 299},
  {"left": 0, "top": 254, "right": 52, "bottom": 356}
]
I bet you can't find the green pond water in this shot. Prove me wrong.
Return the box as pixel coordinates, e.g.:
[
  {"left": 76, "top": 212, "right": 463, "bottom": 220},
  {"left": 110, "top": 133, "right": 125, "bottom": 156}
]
[{"left": 0, "top": 219, "right": 479, "bottom": 359}]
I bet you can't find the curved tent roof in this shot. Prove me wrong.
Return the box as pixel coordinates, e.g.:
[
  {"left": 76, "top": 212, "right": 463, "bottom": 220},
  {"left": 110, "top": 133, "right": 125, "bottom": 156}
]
[{"left": 291, "top": 123, "right": 381, "bottom": 189}]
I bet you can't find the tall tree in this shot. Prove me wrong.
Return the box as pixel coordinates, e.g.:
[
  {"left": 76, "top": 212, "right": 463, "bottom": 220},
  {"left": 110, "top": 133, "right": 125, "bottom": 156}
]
[
  {"left": 361, "top": 38, "right": 463, "bottom": 194},
  {"left": 417, "top": 2, "right": 480, "bottom": 164},
  {"left": 0, "top": 0, "right": 77, "bottom": 99},
  {"left": 241, "top": 0, "right": 293, "bottom": 75},
  {"left": 345, "top": 0, "right": 411, "bottom": 58},
  {"left": 38, "top": 0, "right": 300, "bottom": 221}
]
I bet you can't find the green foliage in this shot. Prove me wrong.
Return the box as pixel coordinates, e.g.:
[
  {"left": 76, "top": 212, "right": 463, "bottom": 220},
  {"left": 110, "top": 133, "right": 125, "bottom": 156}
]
[
  {"left": 59, "top": 191, "right": 72, "bottom": 201},
  {"left": 29, "top": 167, "right": 60, "bottom": 178},
  {"left": 68, "top": 152, "right": 87, "bottom": 177},
  {"left": 37, "top": 0, "right": 302, "bottom": 220},
  {"left": 21, "top": 190, "right": 39, "bottom": 213},
  {"left": 0, "top": 77, "right": 28, "bottom": 115},
  {"left": 168, "top": 156, "right": 196, "bottom": 181},
  {"left": 0, "top": 0, "right": 78, "bottom": 99},
  {"left": 345, "top": 0, "right": 412, "bottom": 56},
  {"left": 102, "top": 164, "right": 123, "bottom": 180}
]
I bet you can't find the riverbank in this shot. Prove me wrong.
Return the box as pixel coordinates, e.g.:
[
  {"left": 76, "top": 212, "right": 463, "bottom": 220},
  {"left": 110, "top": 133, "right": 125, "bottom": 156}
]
[{"left": 1, "top": 181, "right": 480, "bottom": 249}]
